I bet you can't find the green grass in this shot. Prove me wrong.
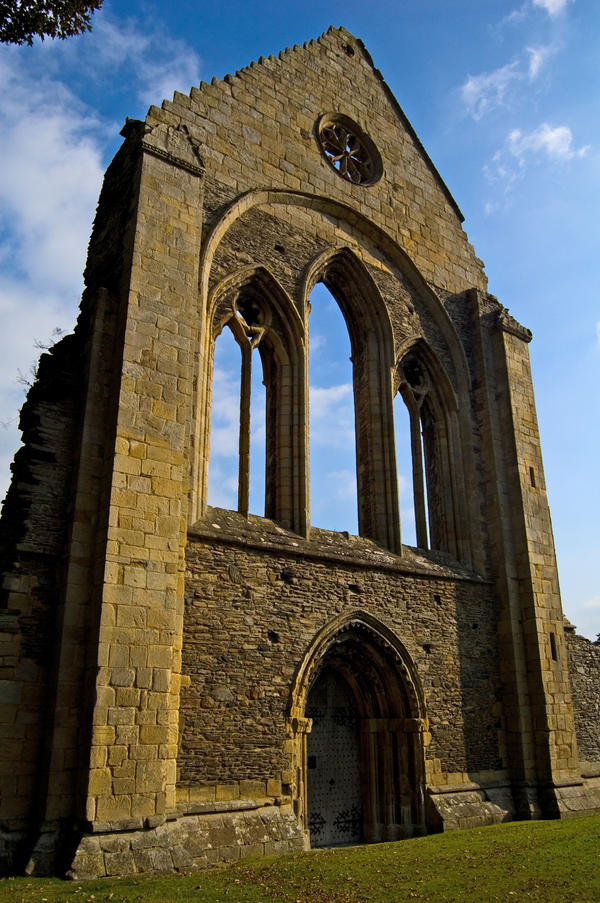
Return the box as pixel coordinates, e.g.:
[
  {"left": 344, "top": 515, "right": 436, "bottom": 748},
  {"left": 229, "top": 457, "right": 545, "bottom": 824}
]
[{"left": 2, "top": 815, "right": 600, "bottom": 903}]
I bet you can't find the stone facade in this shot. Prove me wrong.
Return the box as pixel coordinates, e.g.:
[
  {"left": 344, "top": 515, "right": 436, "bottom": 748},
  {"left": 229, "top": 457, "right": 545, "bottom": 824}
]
[{"left": 1, "top": 26, "right": 599, "bottom": 879}]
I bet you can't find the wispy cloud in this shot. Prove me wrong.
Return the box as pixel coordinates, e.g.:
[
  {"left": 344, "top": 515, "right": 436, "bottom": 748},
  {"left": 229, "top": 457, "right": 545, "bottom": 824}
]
[
  {"left": 0, "top": 15, "right": 205, "bottom": 503},
  {"left": 485, "top": 122, "right": 590, "bottom": 195},
  {"left": 461, "top": 62, "right": 521, "bottom": 120},
  {"left": 584, "top": 593, "right": 600, "bottom": 610},
  {"left": 533, "top": 0, "right": 574, "bottom": 17},
  {"left": 508, "top": 123, "right": 590, "bottom": 162},
  {"left": 327, "top": 469, "right": 357, "bottom": 503},
  {"left": 526, "top": 44, "right": 555, "bottom": 79},
  {"left": 503, "top": 5, "right": 529, "bottom": 25},
  {"left": 0, "top": 50, "right": 107, "bottom": 500},
  {"left": 309, "top": 383, "right": 355, "bottom": 448},
  {"left": 90, "top": 17, "right": 202, "bottom": 107},
  {"left": 461, "top": 44, "right": 554, "bottom": 120}
]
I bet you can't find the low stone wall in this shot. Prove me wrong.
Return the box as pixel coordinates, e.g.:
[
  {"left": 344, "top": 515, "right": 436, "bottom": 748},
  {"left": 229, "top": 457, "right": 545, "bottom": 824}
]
[{"left": 68, "top": 803, "right": 306, "bottom": 880}]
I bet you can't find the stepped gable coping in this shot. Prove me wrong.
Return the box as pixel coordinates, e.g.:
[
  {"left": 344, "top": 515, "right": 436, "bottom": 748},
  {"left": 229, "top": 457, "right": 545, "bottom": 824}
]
[{"left": 146, "top": 25, "right": 464, "bottom": 224}]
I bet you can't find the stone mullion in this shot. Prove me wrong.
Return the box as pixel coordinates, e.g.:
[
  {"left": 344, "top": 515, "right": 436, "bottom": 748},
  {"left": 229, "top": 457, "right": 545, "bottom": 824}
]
[
  {"left": 238, "top": 341, "right": 252, "bottom": 517},
  {"left": 368, "top": 333, "right": 401, "bottom": 554},
  {"left": 446, "top": 407, "right": 472, "bottom": 569},
  {"left": 406, "top": 395, "right": 428, "bottom": 550},
  {"left": 434, "top": 408, "right": 458, "bottom": 559}
]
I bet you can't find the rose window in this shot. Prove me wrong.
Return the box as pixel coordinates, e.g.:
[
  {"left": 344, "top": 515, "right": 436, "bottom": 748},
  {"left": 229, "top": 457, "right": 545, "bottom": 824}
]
[{"left": 317, "top": 114, "right": 382, "bottom": 186}]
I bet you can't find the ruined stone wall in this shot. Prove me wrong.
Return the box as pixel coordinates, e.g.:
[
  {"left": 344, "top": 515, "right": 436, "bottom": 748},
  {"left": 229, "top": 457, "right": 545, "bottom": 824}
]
[
  {"left": 566, "top": 630, "right": 600, "bottom": 765},
  {"left": 0, "top": 336, "right": 81, "bottom": 859},
  {"left": 178, "top": 508, "right": 505, "bottom": 801}
]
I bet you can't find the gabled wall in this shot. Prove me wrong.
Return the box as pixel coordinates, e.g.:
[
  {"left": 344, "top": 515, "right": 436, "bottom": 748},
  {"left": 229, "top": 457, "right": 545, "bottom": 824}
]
[{"left": 0, "top": 26, "right": 597, "bottom": 879}]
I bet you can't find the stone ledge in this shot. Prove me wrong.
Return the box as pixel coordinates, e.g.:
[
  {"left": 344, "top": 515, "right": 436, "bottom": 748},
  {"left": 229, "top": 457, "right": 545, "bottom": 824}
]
[
  {"left": 177, "top": 796, "right": 279, "bottom": 816},
  {"left": 189, "top": 507, "right": 488, "bottom": 583},
  {"left": 428, "top": 779, "right": 512, "bottom": 796},
  {"left": 580, "top": 761, "right": 600, "bottom": 779},
  {"left": 68, "top": 804, "right": 307, "bottom": 880},
  {"left": 426, "top": 787, "right": 515, "bottom": 833}
]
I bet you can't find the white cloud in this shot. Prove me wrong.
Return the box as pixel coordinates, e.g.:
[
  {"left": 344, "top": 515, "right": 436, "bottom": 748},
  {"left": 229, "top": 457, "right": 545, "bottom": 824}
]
[
  {"left": 209, "top": 363, "right": 240, "bottom": 456},
  {"left": 584, "top": 594, "right": 600, "bottom": 610},
  {"left": 309, "top": 383, "right": 355, "bottom": 449},
  {"left": 461, "top": 62, "right": 521, "bottom": 120},
  {"left": 526, "top": 44, "right": 555, "bottom": 79},
  {"left": 310, "top": 383, "right": 352, "bottom": 417},
  {"left": 503, "top": 5, "right": 529, "bottom": 24},
  {"left": 461, "top": 43, "right": 555, "bottom": 120},
  {"left": 0, "top": 52, "right": 109, "bottom": 501},
  {"left": 400, "top": 506, "right": 416, "bottom": 524},
  {"left": 0, "top": 19, "right": 204, "bottom": 504},
  {"left": 484, "top": 122, "right": 590, "bottom": 195},
  {"left": 206, "top": 463, "right": 238, "bottom": 509},
  {"left": 309, "top": 333, "right": 326, "bottom": 354},
  {"left": 397, "top": 474, "right": 410, "bottom": 496},
  {"left": 0, "top": 55, "right": 106, "bottom": 293},
  {"left": 507, "top": 123, "right": 590, "bottom": 162},
  {"left": 327, "top": 469, "right": 357, "bottom": 503},
  {"left": 533, "top": 0, "right": 574, "bottom": 17},
  {"left": 89, "top": 17, "right": 201, "bottom": 107}
]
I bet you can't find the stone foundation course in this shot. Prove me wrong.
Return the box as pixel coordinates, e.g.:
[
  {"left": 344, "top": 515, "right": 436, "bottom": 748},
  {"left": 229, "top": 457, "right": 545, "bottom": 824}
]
[{"left": 69, "top": 803, "right": 306, "bottom": 880}]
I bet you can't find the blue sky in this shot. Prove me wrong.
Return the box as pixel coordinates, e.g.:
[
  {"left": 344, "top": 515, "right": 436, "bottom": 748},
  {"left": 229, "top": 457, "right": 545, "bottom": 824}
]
[{"left": 0, "top": 0, "right": 598, "bottom": 637}]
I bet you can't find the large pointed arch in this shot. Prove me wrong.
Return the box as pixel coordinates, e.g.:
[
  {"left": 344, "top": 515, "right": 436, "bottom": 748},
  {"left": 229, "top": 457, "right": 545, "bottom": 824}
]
[
  {"left": 304, "top": 248, "right": 400, "bottom": 553},
  {"left": 288, "top": 611, "right": 428, "bottom": 844}
]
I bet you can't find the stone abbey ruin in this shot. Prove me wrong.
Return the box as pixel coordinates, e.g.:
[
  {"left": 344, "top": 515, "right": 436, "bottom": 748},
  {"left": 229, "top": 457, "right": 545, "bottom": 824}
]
[{"left": 1, "top": 26, "right": 599, "bottom": 879}]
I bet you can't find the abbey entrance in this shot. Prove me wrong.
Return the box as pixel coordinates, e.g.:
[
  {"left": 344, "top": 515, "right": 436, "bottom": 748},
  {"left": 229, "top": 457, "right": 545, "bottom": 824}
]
[
  {"left": 1, "top": 26, "right": 599, "bottom": 879},
  {"left": 302, "top": 617, "right": 426, "bottom": 847}
]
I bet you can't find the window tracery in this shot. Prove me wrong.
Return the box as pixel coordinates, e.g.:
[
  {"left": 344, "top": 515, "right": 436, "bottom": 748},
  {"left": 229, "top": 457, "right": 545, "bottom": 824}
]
[{"left": 316, "top": 114, "right": 382, "bottom": 186}]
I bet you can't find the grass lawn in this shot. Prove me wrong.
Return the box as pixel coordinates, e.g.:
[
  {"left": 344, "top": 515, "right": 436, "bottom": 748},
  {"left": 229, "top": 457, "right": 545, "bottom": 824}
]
[{"left": 2, "top": 814, "right": 599, "bottom": 903}]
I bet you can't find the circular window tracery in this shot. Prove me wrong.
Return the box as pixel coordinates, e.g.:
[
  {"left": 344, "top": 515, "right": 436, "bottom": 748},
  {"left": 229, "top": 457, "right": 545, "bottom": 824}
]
[{"left": 316, "top": 114, "right": 382, "bottom": 186}]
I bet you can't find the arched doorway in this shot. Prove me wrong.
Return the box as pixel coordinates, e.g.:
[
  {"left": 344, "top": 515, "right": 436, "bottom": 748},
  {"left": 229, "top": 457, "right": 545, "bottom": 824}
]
[{"left": 290, "top": 612, "right": 428, "bottom": 847}]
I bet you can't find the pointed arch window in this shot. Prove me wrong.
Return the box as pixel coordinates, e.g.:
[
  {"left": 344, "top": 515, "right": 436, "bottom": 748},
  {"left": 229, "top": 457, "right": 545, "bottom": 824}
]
[
  {"left": 204, "top": 269, "right": 306, "bottom": 535},
  {"left": 207, "top": 298, "right": 267, "bottom": 517},
  {"left": 305, "top": 250, "right": 400, "bottom": 554},
  {"left": 395, "top": 343, "right": 468, "bottom": 561}
]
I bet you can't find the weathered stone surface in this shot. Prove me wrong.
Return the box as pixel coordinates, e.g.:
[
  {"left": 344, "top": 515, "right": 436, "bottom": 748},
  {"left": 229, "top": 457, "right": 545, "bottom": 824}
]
[
  {"left": 68, "top": 805, "right": 305, "bottom": 879},
  {"left": 566, "top": 627, "right": 600, "bottom": 766},
  {"left": 1, "top": 24, "right": 598, "bottom": 879}
]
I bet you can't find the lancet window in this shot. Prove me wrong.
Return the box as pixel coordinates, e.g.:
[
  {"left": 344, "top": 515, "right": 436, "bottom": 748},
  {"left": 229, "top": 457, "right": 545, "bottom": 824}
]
[
  {"left": 395, "top": 342, "right": 467, "bottom": 561},
  {"left": 205, "top": 268, "right": 306, "bottom": 535}
]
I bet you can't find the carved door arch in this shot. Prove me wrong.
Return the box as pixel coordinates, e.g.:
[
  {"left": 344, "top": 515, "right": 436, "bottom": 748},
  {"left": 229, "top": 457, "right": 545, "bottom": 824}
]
[{"left": 289, "top": 611, "right": 428, "bottom": 846}]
